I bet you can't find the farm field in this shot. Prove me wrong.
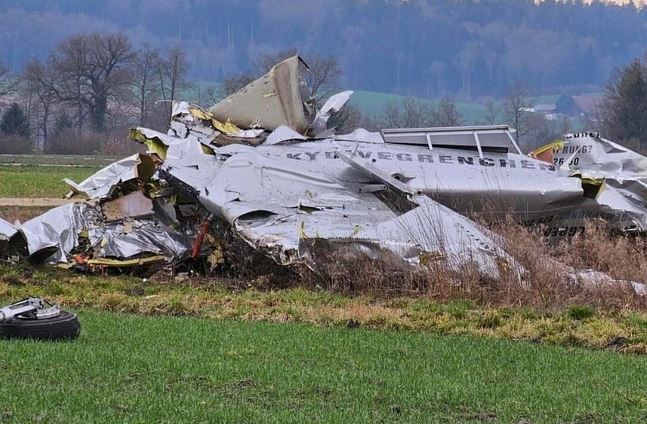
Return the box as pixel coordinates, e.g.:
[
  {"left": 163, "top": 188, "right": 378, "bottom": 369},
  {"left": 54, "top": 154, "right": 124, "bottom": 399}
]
[
  {"left": 0, "top": 164, "right": 100, "bottom": 198},
  {"left": 0, "top": 309, "right": 645, "bottom": 423}
]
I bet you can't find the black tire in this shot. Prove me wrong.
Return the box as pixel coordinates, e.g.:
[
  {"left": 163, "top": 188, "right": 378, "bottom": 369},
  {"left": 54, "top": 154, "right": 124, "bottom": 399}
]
[{"left": 0, "top": 311, "right": 80, "bottom": 341}]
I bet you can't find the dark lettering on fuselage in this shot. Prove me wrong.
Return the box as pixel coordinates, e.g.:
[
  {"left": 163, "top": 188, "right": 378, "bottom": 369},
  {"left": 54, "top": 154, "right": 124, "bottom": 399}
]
[{"left": 284, "top": 150, "right": 555, "bottom": 171}]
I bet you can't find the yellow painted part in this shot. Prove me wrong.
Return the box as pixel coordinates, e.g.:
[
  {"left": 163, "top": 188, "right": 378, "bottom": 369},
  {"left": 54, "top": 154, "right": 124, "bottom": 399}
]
[
  {"left": 189, "top": 106, "right": 212, "bottom": 121},
  {"left": 129, "top": 128, "right": 147, "bottom": 144},
  {"left": 531, "top": 139, "right": 565, "bottom": 156},
  {"left": 129, "top": 128, "right": 168, "bottom": 159},
  {"left": 201, "top": 144, "right": 215, "bottom": 155},
  {"left": 145, "top": 140, "right": 168, "bottom": 159},
  {"left": 298, "top": 221, "right": 307, "bottom": 239},
  {"left": 190, "top": 104, "right": 242, "bottom": 136},
  {"left": 87, "top": 256, "right": 166, "bottom": 267},
  {"left": 211, "top": 118, "right": 241, "bottom": 136},
  {"left": 582, "top": 177, "right": 607, "bottom": 196}
]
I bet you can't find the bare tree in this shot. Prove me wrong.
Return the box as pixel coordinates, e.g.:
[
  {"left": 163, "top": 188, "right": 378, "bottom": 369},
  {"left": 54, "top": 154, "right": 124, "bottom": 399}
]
[
  {"left": 49, "top": 34, "right": 90, "bottom": 133},
  {"left": 251, "top": 49, "right": 341, "bottom": 104},
  {"left": 23, "top": 60, "right": 57, "bottom": 143},
  {"left": 252, "top": 49, "right": 298, "bottom": 74},
  {"left": 158, "top": 45, "right": 189, "bottom": 123},
  {"left": 503, "top": 82, "right": 532, "bottom": 145},
  {"left": 194, "top": 84, "right": 221, "bottom": 108},
  {"left": 431, "top": 96, "right": 463, "bottom": 126},
  {"left": 482, "top": 100, "right": 500, "bottom": 125},
  {"left": 379, "top": 98, "right": 434, "bottom": 128},
  {"left": 219, "top": 74, "right": 255, "bottom": 97},
  {"left": 132, "top": 45, "right": 161, "bottom": 126},
  {"left": 327, "top": 104, "right": 365, "bottom": 133},
  {"left": 304, "top": 56, "right": 341, "bottom": 102},
  {"left": 0, "top": 62, "right": 17, "bottom": 99},
  {"left": 50, "top": 33, "right": 135, "bottom": 133}
]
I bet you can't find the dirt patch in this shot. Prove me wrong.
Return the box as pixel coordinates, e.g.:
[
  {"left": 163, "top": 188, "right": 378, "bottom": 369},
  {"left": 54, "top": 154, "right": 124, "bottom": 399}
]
[
  {"left": 0, "top": 206, "right": 53, "bottom": 222},
  {"left": 0, "top": 198, "right": 77, "bottom": 207}
]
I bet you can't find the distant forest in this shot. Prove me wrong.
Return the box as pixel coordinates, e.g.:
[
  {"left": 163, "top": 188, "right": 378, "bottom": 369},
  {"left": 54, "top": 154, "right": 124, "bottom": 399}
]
[{"left": 0, "top": 0, "right": 646, "bottom": 98}]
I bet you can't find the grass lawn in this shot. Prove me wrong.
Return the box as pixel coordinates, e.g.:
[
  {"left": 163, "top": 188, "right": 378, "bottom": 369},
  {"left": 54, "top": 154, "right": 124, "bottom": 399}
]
[
  {"left": 0, "top": 165, "right": 100, "bottom": 198},
  {"left": 0, "top": 310, "right": 645, "bottom": 423},
  {"left": 1, "top": 264, "right": 646, "bottom": 354}
]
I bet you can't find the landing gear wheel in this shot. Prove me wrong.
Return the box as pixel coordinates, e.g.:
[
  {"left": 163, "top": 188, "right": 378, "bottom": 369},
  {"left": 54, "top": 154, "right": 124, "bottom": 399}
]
[{"left": 0, "top": 311, "right": 81, "bottom": 341}]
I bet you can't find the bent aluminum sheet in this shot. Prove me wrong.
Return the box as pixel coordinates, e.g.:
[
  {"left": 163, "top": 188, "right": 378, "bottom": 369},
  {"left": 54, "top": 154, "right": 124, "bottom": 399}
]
[
  {"left": 16, "top": 201, "right": 191, "bottom": 264},
  {"left": 209, "top": 55, "right": 314, "bottom": 133},
  {"left": 88, "top": 218, "right": 191, "bottom": 262},
  {"left": 312, "top": 90, "right": 353, "bottom": 135},
  {"left": 19, "top": 203, "right": 100, "bottom": 263},
  {"left": 0, "top": 216, "right": 16, "bottom": 240},
  {"left": 162, "top": 143, "right": 517, "bottom": 279},
  {"left": 64, "top": 154, "right": 155, "bottom": 200},
  {"left": 531, "top": 133, "right": 647, "bottom": 233}
]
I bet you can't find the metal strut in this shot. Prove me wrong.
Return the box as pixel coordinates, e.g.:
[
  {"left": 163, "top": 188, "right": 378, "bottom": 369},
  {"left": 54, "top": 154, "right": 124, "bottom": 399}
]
[{"left": 0, "top": 298, "right": 61, "bottom": 323}]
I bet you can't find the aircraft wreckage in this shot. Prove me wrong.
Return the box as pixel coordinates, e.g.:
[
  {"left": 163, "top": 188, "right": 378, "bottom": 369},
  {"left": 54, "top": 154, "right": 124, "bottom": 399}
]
[{"left": 0, "top": 55, "right": 646, "bottom": 291}]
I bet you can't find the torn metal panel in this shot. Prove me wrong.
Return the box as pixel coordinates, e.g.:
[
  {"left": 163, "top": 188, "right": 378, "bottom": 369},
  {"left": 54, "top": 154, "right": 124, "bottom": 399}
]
[
  {"left": 101, "top": 191, "right": 154, "bottom": 221},
  {"left": 64, "top": 154, "right": 155, "bottom": 200},
  {"left": 568, "top": 269, "right": 647, "bottom": 296},
  {"left": 336, "top": 128, "right": 384, "bottom": 144},
  {"left": 19, "top": 203, "right": 101, "bottom": 263},
  {"left": 531, "top": 133, "right": 647, "bottom": 233},
  {"left": 0, "top": 216, "right": 16, "bottom": 240},
  {"left": 163, "top": 143, "right": 518, "bottom": 279},
  {"left": 312, "top": 90, "right": 353, "bottom": 135},
  {"left": 89, "top": 218, "right": 191, "bottom": 262},
  {"left": 264, "top": 125, "right": 306, "bottom": 145},
  {"left": 209, "top": 55, "right": 315, "bottom": 133}
]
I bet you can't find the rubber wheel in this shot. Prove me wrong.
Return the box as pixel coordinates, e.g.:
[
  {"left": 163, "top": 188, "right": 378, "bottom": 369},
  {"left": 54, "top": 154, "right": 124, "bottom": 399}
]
[{"left": 0, "top": 311, "right": 80, "bottom": 341}]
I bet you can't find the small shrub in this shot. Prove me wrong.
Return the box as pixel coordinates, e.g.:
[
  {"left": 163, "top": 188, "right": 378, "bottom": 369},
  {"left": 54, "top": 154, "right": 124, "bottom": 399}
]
[
  {"left": 567, "top": 305, "right": 596, "bottom": 320},
  {"left": 45, "top": 129, "right": 105, "bottom": 155},
  {"left": 0, "top": 134, "right": 33, "bottom": 154}
]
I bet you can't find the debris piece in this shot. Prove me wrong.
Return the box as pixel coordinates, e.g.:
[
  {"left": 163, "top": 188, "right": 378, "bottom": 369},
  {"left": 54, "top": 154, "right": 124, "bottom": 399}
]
[
  {"left": 312, "top": 90, "right": 353, "bottom": 135},
  {"left": 1, "top": 56, "right": 647, "bottom": 293},
  {"left": 209, "top": 55, "right": 315, "bottom": 133},
  {"left": 101, "top": 191, "right": 154, "bottom": 221},
  {"left": 64, "top": 154, "right": 155, "bottom": 200}
]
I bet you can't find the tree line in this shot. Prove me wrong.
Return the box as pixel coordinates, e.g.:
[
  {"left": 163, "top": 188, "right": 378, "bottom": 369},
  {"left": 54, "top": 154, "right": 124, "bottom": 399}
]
[
  {"left": 0, "top": 33, "right": 192, "bottom": 155},
  {"left": 2, "top": 0, "right": 647, "bottom": 98},
  {"left": 0, "top": 30, "right": 643, "bottom": 155}
]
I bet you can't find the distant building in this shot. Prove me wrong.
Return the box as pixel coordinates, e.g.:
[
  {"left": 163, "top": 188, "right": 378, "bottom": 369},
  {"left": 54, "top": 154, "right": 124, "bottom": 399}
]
[
  {"left": 571, "top": 94, "right": 602, "bottom": 119},
  {"left": 522, "top": 103, "right": 560, "bottom": 120}
]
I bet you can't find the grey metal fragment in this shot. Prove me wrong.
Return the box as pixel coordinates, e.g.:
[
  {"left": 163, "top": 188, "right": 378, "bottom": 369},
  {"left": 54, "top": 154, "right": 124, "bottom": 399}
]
[
  {"left": 312, "top": 90, "right": 353, "bottom": 135},
  {"left": 90, "top": 218, "right": 191, "bottom": 261},
  {"left": 336, "top": 128, "right": 384, "bottom": 144},
  {"left": 209, "top": 55, "right": 315, "bottom": 133},
  {"left": 264, "top": 125, "right": 306, "bottom": 145},
  {"left": 64, "top": 154, "right": 154, "bottom": 200},
  {"left": 101, "top": 191, "right": 154, "bottom": 221},
  {"left": 0, "top": 216, "right": 16, "bottom": 240},
  {"left": 19, "top": 203, "right": 101, "bottom": 263},
  {"left": 163, "top": 141, "right": 518, "bottom": 279}
]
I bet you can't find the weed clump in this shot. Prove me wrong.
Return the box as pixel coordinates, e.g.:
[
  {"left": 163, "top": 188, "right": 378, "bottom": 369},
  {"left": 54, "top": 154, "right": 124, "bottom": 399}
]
[{"left": 567, "top": 305, "right": 596, "bottom": 320}]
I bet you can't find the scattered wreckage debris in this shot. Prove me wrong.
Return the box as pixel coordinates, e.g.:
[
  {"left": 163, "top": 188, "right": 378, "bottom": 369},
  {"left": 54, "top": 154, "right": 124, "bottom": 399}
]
[{"left": 0, "top": 55, "right": 645, "bottom": 297}]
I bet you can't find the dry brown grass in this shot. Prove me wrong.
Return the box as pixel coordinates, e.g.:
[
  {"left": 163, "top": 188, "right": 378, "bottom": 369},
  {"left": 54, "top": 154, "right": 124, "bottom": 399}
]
[
  {"left": 1, "top": 263, "right": 646, "bottom": 353},
  {"left": 294, "top": 221, "right": 647, "bottom": 314}
]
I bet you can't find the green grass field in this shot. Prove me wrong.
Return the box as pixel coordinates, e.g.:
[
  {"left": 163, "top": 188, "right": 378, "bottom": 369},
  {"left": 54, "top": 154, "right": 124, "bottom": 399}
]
[
  {"left": 0, "top": 165, "right": 100, "bottom": 198},
  {"left": 0, "top": 310, "right": 645, "bottom": 423}
]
